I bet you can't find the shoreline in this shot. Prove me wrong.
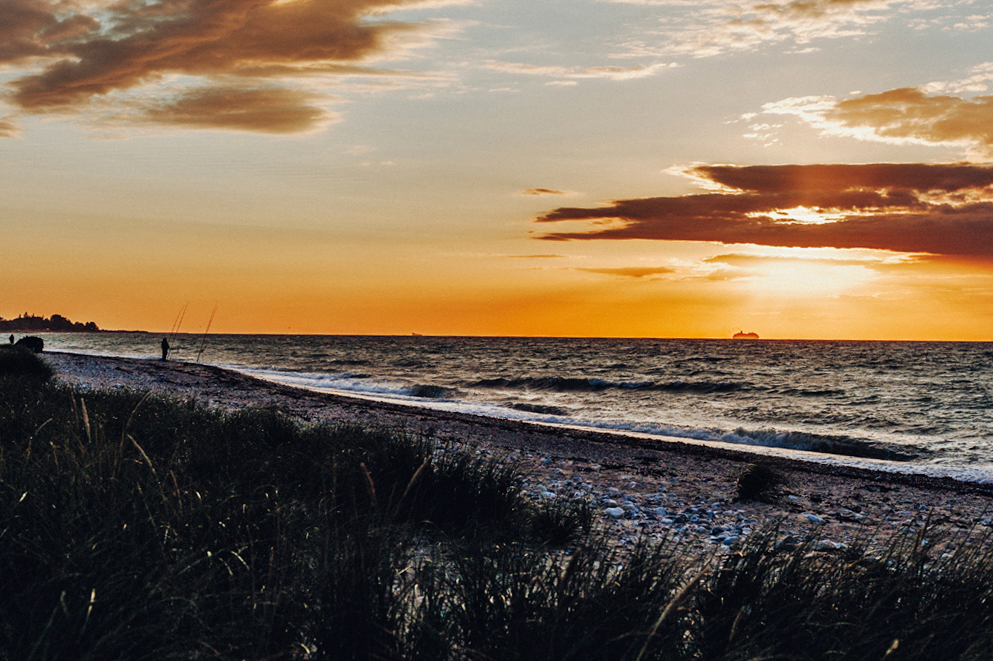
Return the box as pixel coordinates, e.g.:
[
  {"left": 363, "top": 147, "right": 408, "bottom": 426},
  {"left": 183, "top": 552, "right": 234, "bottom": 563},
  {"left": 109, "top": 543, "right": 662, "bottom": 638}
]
[
  {"left": 45, "top": 350, "right": 993, "bottom": 552},
  {"left": 246, "top": 373, "right": 993, "bottom": 495}
]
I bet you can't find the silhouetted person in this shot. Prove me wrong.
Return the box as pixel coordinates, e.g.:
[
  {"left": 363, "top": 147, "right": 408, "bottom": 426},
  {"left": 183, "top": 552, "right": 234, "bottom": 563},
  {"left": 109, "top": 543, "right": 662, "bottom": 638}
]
[
  {"left": 161, "top": 338, "right": 169, "bottom": 361},
  {"left": 8, "top": 335, "right": 13, "bottom": 344}
]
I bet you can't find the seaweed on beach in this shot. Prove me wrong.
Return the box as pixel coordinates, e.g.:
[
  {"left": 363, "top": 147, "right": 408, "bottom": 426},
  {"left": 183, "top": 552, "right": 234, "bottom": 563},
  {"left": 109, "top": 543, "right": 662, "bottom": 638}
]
[{"left": 6, "top": 367, "right": 993, "bottom": 660}]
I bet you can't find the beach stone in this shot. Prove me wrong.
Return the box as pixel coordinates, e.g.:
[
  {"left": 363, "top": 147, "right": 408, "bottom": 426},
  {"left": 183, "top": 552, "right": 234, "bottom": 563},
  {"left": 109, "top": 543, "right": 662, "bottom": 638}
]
[
  {"left": 776, "top": 535, "right": 798, "bottom": 550},
  {"left": 815, "top": 540, "right": 847, "bottom": 551},
  {"left": 806, "top": 513, "right": 825, "bottom": 524},
  {"left": 605, "top": 507, "right": 625, "bottom": 518}
]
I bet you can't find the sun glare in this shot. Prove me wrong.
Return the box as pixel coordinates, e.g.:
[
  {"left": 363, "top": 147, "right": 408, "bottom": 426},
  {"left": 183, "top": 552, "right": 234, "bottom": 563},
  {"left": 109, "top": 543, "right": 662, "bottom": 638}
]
[
  {"left": 761, "top": 261, "right": 872, "bottom": 296},
  {"left": 748, "top": 206, "right": 846, "bottom": 224}
]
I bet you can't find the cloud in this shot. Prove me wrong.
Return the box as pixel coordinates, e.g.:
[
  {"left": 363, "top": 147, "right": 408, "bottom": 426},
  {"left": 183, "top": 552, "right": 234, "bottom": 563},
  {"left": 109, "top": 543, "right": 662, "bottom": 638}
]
[
  {"left": 0, "top": 0, "right": 439, "bottom": 133},
  {"left": 922, "top": 62, "right": 993, "bottom": 95},
  {"left": 827, "top": 89, "right": 993, "bottom": 156},
  {"left": 608, "top": 0, "right": 952, "bottom": 60},
  {"left": 575, "top": 266, "right": 675, "bottom": 278},
  {"left": 503, "top": 254, "right": 567, "bottom": 259},
  {"left": 484, "top": 60, "right": 677, "bottom": 81},
  {"left": 532, "top": 163, "right": 993, "bottom": 259},
  {"left": 0, "top": 0, "right": 100, "bottom": 64},
  {"left": 522, "top": 188, "right": 567, "bottom": 196},
  {"left": 141, "top": 86, "right": 335, "bottom": 134},
  {"left": 762, "top": 84, "right": 993, "bottom": 158},
  {"left": 0, "top": 117, "right": 21, "bottom": 138},
  {"left": 705, "top": 252, "right": 869, "bottom": 266}
]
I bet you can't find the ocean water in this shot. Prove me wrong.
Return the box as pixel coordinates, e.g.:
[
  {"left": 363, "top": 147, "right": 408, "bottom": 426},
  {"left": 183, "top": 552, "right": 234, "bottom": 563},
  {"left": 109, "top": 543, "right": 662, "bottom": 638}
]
[{"left": 37, "top": 333, "right": 993, "bottom": 472}]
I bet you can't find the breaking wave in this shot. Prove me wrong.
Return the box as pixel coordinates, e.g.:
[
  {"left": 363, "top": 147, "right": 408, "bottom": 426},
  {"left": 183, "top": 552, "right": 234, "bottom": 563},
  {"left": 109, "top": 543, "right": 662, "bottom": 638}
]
[
  {"left": 406, "top": 384, "right": 457, "bottom": 399},
  {"left": 719, "top": 428, "right": 923, "bottom": 462},
  {"left": 472, "top": 376, "right": 745, "bottom": 394},
  {"left": 507, "top": 402, "right": 571, "bottom": 416}
]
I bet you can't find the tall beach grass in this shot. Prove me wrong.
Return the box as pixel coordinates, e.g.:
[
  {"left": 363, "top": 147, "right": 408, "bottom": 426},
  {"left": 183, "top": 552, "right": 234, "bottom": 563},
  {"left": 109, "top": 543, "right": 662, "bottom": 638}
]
[{"left": 3, "top": 348, "right": 993, "bottom": 659}]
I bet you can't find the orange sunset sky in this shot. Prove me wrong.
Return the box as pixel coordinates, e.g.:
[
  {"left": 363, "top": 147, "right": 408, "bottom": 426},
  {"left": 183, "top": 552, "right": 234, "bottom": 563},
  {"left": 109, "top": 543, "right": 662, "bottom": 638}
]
[{"left": 3, "top": 0, "right": 993, "bottom": 339}]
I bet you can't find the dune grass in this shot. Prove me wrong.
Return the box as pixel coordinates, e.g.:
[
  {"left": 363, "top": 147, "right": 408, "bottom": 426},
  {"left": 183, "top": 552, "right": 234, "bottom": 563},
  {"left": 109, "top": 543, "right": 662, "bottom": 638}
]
[{"left": 4, "top": 356, "right": 993, "bottom": 659}]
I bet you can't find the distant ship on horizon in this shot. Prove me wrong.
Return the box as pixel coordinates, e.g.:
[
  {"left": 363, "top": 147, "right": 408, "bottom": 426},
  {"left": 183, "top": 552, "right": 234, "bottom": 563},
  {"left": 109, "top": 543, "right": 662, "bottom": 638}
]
[{"left": 732, "top": 330, "right": 760, "bottom": 339}]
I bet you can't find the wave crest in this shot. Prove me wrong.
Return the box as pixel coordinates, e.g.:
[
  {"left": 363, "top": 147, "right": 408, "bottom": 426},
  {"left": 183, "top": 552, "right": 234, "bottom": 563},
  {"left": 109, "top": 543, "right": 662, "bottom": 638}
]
[
  {"left": 406, "top": 384, "right": 457, "bottom": 399},
  {"left": 473, "top": 376, "right": 743, "bottom": 394},
  {"left": 721, "top": 428, "right": 922, "bottom": 461}
]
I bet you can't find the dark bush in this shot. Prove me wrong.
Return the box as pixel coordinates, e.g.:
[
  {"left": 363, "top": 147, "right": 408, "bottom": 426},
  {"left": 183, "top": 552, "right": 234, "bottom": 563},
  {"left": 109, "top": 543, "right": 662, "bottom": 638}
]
[
  {"left": 0, "top": 345, "right": 53, "bottom": 381},
  {"left": 733, "top": 462, "right": 791, "bottom": 502}
]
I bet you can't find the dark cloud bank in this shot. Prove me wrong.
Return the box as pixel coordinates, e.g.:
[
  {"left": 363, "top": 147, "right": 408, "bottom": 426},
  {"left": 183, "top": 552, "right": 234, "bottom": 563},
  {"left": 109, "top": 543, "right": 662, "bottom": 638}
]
[
  {"left": 0, "top": 0, "right": 424, "bottom": 132},
  {"left": 533, "top": 163, "right": 993, "bottom": 259}
]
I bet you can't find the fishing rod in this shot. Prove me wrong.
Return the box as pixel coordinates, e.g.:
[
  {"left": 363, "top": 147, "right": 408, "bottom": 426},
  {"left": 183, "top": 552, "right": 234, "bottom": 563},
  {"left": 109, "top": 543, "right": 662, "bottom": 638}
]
[
  {"left": 166, "top": 302, "right": 188, "bottom": 361},
  {"left": 195, "top": 304, "right": 218, "bottom": 364},
  {"left": 169, "top": 303, "right": 187, "bottom": 337}
]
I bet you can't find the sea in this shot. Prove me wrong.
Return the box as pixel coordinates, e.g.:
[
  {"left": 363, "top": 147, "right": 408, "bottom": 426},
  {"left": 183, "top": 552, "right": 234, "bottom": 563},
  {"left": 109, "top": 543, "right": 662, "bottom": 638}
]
[{"left": 37, "top": 333, "right": 993, "bottom": 480}]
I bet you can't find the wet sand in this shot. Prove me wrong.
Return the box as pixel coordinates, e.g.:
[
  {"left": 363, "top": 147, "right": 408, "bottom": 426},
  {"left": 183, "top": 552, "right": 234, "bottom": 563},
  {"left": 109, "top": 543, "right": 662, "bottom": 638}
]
[{"left": 46, "top": 351, "right": 993, "bottom": 553}]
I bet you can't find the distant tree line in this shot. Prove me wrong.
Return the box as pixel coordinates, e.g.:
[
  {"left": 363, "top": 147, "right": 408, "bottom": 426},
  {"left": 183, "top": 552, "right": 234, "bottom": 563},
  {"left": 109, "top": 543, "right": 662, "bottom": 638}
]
[{"left": 0, "top": 313, "right": 100, "bottom": 332}]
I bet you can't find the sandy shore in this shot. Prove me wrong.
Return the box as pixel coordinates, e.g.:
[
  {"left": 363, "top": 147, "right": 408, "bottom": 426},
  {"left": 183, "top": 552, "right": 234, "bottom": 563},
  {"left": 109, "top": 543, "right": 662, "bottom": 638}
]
[{"left": 46, "top": 351, "right": 993, "bottom": 553}]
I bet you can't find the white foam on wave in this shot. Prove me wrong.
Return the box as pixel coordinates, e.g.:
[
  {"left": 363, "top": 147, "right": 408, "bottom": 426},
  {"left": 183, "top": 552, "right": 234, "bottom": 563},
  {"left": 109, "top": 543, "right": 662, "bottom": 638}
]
[
  {"left": 232, "top": 367, "right": 412, "bottom": 397},
  {"left": 232, "top": 366, "right": 993, "bottom": 485},
  {"left": 553, "top": 421, "right": 993, "bottom": 485}
]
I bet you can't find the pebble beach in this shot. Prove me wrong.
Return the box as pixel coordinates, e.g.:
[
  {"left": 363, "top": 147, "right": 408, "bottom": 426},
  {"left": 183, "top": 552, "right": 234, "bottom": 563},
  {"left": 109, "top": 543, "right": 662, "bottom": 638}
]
[{"left": 47, "top": 351, "right": 993, "bottom": 555}]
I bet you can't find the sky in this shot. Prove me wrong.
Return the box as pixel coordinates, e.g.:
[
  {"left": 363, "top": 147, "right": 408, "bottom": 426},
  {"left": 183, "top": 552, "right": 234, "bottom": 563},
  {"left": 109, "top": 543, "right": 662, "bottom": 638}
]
[{"left": 2, "top": 0, "right": 993, "bottom": 339}]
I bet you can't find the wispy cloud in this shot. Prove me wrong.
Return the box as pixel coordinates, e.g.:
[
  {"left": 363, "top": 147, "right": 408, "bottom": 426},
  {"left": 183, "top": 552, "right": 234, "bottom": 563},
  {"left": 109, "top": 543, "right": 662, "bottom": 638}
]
[
  {"left": 484, "top": 60, "right": 678, "bottom": 81},
  {"left": 0, "top": 116, "right": 21, "bottom": 138},
  {"left": 704, "top": 252, "right": 887, "bottom": 268},
  {"left": 522, "top": 188, "right": 567, "bottom": 196},
  {"left": 0, "top": 0, "right": 446, "bottom": 134},
  {"left": 503, "top": 253, "right": 568, "bottom": 259},
  {"left": 533, "top": 163, "right": 993, "bottom": 259},
  {"left": 575, "top": 266, "right": 675, "bottom": 278},
  {"left": 760, "top": 70, "right": 993, "bottom": 158},
  {"left": 139, "top": 86, "right": 337, "bottom": 134},
  {"left": 608, "top": 0, "right": 959, "bottom": 59}
]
